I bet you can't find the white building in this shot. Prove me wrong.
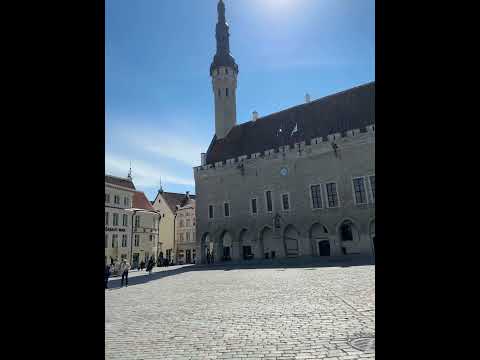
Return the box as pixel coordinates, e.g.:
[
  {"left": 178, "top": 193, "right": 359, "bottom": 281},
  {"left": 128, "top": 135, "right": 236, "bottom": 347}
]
[
  {"left": 175, "top": 192, "right": 196, "bottom": 264},
  {"left": 105, "top": 174, "right": 135, "bottom": 265},
  {"left": 105, "top": 174, "right": 161, "bottom": 266}
]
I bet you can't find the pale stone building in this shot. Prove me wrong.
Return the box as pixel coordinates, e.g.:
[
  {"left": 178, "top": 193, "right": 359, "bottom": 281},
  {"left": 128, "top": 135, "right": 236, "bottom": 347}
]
[
  {"left": 194, "top": 1, "right": 375, "bottom": 264},
  {"left": 175, "top": 192, "right": 196, "bottom": 264},
  {"left": 130, "top": 191, "right": 161, "bottom": 268},
  {"left": 105, "top": 173, "right": 161, "bottom": 266},
  {"left": 151, "top": 189, "right": 194, "bottom": 264},
  {"left": 105, "top": 174, "right": 135, "bottom": 265}
]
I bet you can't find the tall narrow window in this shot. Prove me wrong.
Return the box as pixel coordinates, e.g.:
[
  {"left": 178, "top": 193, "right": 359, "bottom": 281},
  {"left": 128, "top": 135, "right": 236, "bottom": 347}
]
[
  {"left": 186, "top": 232, "right": 190, "bottom": 241},
  {"left": 149, "top": 235, "right": 153, "bottom": 242},
  {"left": 114, "top": 195, "right": 120, "bottom": 205},
  {"left": 325, "top": 183, "right": 339, "bottom": 208},
  {"left": 122, "top": 235, "right": 127, "bottom": 247},
  {"left": 186, "top": 219, "right": 190, "bottom": 227},
  {"left": 122, "top": 214, "right": 128, "bottom": 226},
  {"left": 134, "top": 234, "right": 139, "bottom": 247},
  {"left": 105, "top": 193, "right": 110, "bottom": 203},
  {"left": 265, "top": 191, "right": 273, "bottom": 212},
  {"left": 209, "top": 205, "right": 214, "bottom": 219},
  {"left": 135, "top": 215, "right": 140, "bottom": 227},
  {"left": 251, "top": 198, "right": 257, "bottom": 214},
  {"left": 180, "top": 233, "right": 184, "bottom": 242},
  {"left": 105, "top": 212, "right": 109, "bottom": 225},
  {"left": 225, "top": 68, "right": 228, "bottom": 74},
  {"left": 112, "top": 234, "right": 118, "bottom": 248},
  {"left": 179, "top": 220, "right": 184, "bottom": 228},
  {"left": 310, "top": 185, "right": 322, "bottom": 209},
  {"left": 281, "top": 194, "right": 290, "bottom": 211},
  {"left": 369, "top": 175, "right": 375, "bottom": 201},
  {"left": 218, "top": 88, "right": 221, "bottom": 97},
  {"left": 105, "top": 234, "right": 108, "bottom": 248},
  {"left": 353, "top": 178, "right": 367, "bottom": 205},
  {"left": 113, "top": 213, "right": 119, "bottom": 226},
  {"left": 224, "top": 202, "right": 230, "bottom": 217},
  {"left": 226, "top": 88, "right": 229, "bottom": 97}
]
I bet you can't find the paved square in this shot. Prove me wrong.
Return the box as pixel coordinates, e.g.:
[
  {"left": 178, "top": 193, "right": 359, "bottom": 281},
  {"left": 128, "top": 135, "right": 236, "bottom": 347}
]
[{"left": 105, "top": 261, "right": 375, "bottom": 359}]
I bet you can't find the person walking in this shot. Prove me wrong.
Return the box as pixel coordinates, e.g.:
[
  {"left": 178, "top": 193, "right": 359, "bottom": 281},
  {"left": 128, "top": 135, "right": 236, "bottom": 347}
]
[
  {"left": 104, "top": 264, "right": 111, "bottom": 289},
  {"left": 120, "top": 259, "right": 131, "bottom": 287},
  {"left": 146, "top": 257, "right": 154, "bottom": 275}
]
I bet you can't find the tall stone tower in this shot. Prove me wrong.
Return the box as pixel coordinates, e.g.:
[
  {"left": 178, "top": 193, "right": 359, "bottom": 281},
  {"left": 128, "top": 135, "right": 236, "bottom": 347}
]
[{"left": 210, "top": 0, "right": 239, "bottom": 140}]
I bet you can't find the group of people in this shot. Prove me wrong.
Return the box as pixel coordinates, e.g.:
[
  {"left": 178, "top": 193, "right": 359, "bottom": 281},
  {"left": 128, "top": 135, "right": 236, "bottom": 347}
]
[
  {"left": 104, "top": 258, "right": 131, "bottom": 289},
  {"left": 206, "top": 249, "right": 215, "bottom": 264}
]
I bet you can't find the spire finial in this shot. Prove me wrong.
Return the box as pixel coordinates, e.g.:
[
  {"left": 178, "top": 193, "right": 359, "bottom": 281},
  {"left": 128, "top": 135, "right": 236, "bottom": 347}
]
[{"left": 127, "top": 161, "right": 132, "bottom": 180}]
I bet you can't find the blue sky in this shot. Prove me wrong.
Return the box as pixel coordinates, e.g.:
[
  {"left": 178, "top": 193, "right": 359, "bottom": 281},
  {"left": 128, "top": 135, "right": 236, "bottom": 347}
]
[{"left": 105, "top": 0, "right": 375, "bottom": 200}]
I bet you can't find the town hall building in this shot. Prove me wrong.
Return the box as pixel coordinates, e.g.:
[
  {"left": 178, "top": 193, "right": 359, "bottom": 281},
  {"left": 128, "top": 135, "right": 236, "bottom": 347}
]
[{"left": 194, "top": 0, "right": 375, "bottom": 263}]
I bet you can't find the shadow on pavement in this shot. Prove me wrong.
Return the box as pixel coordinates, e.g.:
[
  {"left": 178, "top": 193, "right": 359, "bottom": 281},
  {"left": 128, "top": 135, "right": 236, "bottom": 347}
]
[{"left": 106, "top": 255, "right": 374, "bottom": 290}]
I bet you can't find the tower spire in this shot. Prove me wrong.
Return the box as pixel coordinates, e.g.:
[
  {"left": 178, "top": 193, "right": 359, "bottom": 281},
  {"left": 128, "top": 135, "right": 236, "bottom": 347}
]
[{"left": 127, "top": 161, "right": 132, "bottom": 180}]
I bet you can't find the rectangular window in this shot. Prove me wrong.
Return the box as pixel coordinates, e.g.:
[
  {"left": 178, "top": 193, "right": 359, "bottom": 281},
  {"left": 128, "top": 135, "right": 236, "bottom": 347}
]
[
  {"left": 113, "top": 213, "right": 119, "bottom": 226},
  {"left": 209, "top": 205, "right": 214, "bottom": 219},
  {"left": 114, "top": 195, "right": 120, "bottom": 205},
  {"left": 325, "top": 183, "right": 339, "bottom": 208},
  {"left": 122, "top": 214, "right": 128, "bottom": 226},
  {"left": 149, "top": 235, "right": 153, "bottom": 242},
  {"left": 135, "top": 216, "right": 140, "bottom": 227},
  {"left": 112, "top": 234, "right": 118, "bottom": 248},
  {"left": 122, "top": 235, "right": 127, "bottom": 247},
  {"left": 353, "top": 177, "right": 368, "bottom": 205},
  {"left": 224, "top": 202, "right": 230, "bottom": 217},
  {"left": 186, "top": 219, "right": 190, "bottom": 227},
  {"left": 226, "top": 88, "right": 229, "bottom": 97},
  {"left": 310, "top": 185, "right": 323, "bottom": 209},
  {"left": 186, "top": 232, "right": 190, "bottom": 241},
  {"left": 105, "top": 193, "right": 110, "bottom": 203},
  {"left": 251, "top": 198, "right": 257, "bottom": 214},
  {"left": 281, "top": 193, "right": 290, "bottom": 211},
  {"left": 265, "top": 191, "right": 273, "bottom": 212},
  {"left": 179, "top": 220, "right": 184, "bottom": 228},
  {"left": 369, "top": 175, "right": 375, "bottom": 201},
  {"left": 105, "top": 212, "right": 109, "bottom": 225},
  {"left": 134, "top": 234, "right": 139, "bottom": 247},
  {"left": 105, "top": 234, "right": 108, "bottom": 248},
  {"left": 218, "top": 88, "right": 221, "bottom": 97},
  {"left": 180, "top": 233, "right": 184, "bottom": 242}
]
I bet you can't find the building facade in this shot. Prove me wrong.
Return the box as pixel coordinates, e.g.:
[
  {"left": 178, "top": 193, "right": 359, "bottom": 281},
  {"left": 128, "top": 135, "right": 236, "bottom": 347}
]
[
  {"left": 175, "top": 192, "right": 196, "bottom": 264},
  {"left": 105, "top": 175, "right": 135, "bottom": 265},
  {"left": 105, "top": 174, "right": 161, "bottom": 266},
  {"left": 130, "top": 191, "right": 161, "bottom": 268},
  {"left": 194, "top": 1, "right": 375, "bottom": 264},
  {"left": 152, "top": 189, "right": 195, "bottom": 264}
]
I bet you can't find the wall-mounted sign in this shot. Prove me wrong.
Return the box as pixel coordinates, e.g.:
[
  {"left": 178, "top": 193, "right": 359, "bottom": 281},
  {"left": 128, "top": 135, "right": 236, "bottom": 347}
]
[{"left": 105, "top": 227, "right": 126, "bottom": 232}]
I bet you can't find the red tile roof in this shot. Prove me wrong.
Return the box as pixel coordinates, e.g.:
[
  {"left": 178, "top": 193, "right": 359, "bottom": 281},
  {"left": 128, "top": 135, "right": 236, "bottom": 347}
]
[{"left": 132, "top": 191, "right": 156, "bottom": 211}]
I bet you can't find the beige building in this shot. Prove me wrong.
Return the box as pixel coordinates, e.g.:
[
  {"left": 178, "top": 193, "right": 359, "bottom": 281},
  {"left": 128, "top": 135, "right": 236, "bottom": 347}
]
[
  {"left": 105, "top": 174, "right": 161, "bottom": 266},
  {"left": 105, "top": 175, "right": 135, "bottom": 265},
  {"left": 175, "top": 192, "right": 196, "bottom": 264},
  {"left": 194, "top": 1, "right": 375, "bottom": 264},
  {"left": 152, "top": 189, "right": 196, "bottom": 264},
  {"left": 130, "top": 191, "right": 161, "bottom": 268}
]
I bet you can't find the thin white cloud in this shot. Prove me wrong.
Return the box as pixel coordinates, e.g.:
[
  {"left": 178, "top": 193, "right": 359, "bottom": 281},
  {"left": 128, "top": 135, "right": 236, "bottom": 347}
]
[{"left": 105, "top": 153, "right": 194, "bottom": 188}]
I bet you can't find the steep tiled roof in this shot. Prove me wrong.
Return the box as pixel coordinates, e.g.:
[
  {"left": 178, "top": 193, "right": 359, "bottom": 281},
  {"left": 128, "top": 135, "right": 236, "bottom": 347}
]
[
  {"left": 132, "top": 191, "right": 156, "bottom": 212},
  {"left": 161, "top": 192, "right": 196, "bottom": 213},
  {"left": 206, "top": 82, "right": 375, "bottom": 165},
  {"left": 105, "top": 175, "right": 136, "bottom": 190}
]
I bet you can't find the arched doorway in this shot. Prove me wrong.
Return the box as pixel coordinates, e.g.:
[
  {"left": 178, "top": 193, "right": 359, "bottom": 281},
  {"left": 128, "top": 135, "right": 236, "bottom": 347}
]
[
  {"left": 284, "top": 225, "right": 300, "bottom": 258},
  {"left": 370, "top": 220, "right": 375, "bottom": 255},
  {"left": 200, "top": 233, "right": 211, "bottom": 264},
  {"left": 310, "top": 223, "right": 330, "bottom": 256},
  {"left": 260, "top": 227, "right": 274, "bottom": 259},
  {"left": 221, "top": 231, "right": 233, "bottom": 261},
  {"left": 338, "top": 220, "right": 360, "bottom": 255},
  {"left": 239, "top": 229, "right": 253, "bottom": 260}
]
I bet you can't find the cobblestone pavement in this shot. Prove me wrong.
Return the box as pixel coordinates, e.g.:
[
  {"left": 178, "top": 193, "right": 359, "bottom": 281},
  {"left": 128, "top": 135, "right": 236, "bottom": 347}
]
[{"left": 105, "top": 261, "right": 375, "bottom": 360}]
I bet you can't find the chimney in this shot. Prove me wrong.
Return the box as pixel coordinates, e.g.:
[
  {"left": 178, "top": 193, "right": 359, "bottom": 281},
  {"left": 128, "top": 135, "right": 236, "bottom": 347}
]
[
  {"left": 201, "top": 153, "right": 206, "bottom": 166},
  {"left": 305, "top": 93, "right": 311, "bottom": 103},
  {"left": 252, "top": 111, "right": 258, "bottom": 121}
]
